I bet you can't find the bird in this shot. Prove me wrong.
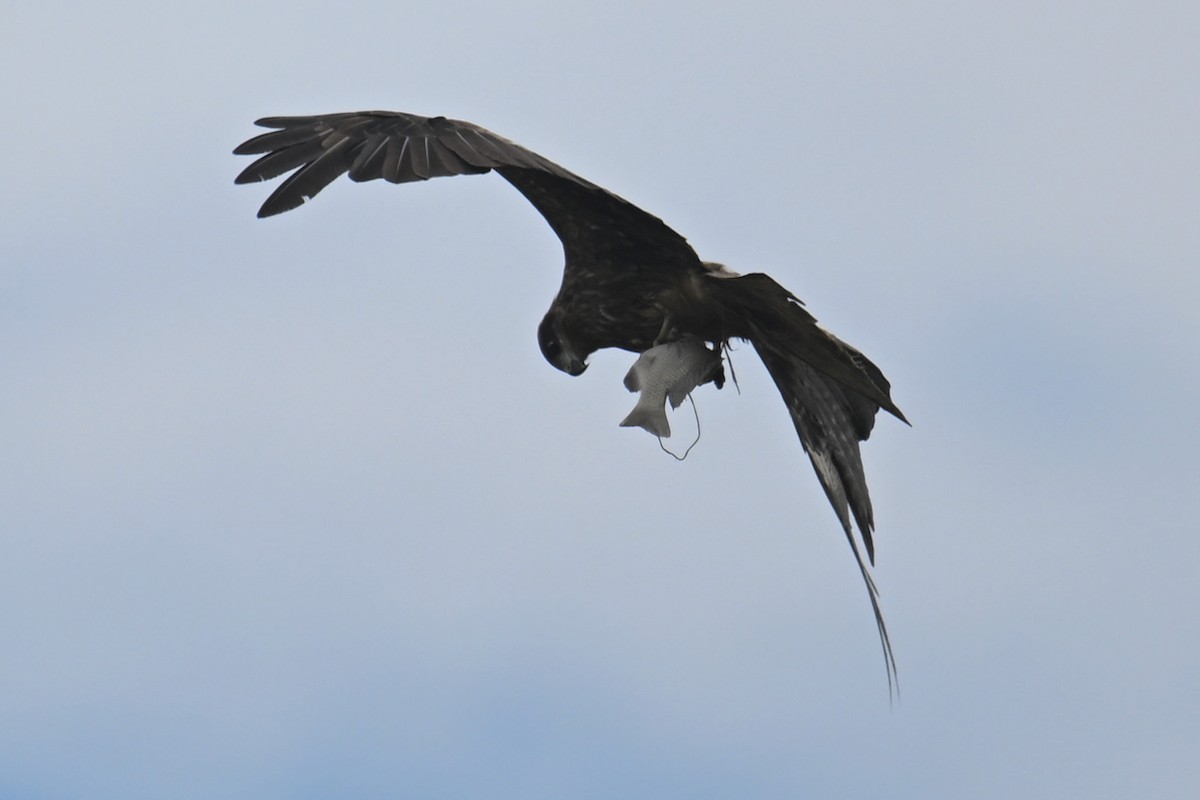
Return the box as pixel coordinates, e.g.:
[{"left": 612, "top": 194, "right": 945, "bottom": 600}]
[{"left": 233, "top": 110, "right": 907, "bottom": 692}]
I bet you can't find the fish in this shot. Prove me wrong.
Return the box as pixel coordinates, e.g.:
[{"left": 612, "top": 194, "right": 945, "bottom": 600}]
[{"left": 620, "top": 336, "right": 725, "bottom": 437}]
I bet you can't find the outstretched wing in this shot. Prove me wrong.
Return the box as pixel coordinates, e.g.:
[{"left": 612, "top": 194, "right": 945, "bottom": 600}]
[
  {"left": 234, "top": 111, "right": 702, "bottom": 277},
  {"left": 753, "top": 343, "right": 898, "bottom": 694},
  {"left": 711, "top": 272, "right": 903, "bottom": 694}
]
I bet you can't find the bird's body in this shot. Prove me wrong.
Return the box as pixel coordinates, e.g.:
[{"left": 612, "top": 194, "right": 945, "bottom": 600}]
[
  {"left": 234, "top": 110, "right": 906, "bottom": 692},
  {"left": 620, "top": 335, "right": 725, "bottom": 438}
]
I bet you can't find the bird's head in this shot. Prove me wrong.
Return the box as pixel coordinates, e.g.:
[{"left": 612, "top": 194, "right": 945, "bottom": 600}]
[{"left": 538, "top": 311, "right": 588, "bottom": 376}]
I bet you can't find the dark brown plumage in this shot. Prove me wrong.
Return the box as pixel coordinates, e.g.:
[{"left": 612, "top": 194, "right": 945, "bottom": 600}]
[{"left": 234, "top": 110, "right": 907, "bottom": 693}]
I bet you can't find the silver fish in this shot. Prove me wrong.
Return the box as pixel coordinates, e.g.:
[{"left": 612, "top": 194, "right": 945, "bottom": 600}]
[{"left": 620, "top": 336, "right": 724, "bottom": 437}]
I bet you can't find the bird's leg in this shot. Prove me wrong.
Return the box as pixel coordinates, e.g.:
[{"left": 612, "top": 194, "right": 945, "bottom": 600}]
[{"left": 652, "top": 313, "right": 677, "bottom": 346}]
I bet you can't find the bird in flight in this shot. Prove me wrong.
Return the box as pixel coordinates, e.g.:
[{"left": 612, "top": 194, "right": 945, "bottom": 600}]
[{"left": 234, "top": 111, "right": 907, "bottom": 692}]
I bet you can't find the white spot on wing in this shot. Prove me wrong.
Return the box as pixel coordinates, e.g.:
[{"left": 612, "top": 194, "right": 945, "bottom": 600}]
[{"left": 702, "top": 261, "right": 741, "bottom": 278}]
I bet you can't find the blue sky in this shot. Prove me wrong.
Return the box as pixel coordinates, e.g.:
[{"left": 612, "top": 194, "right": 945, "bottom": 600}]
[{"left": 4, "top": 1, "right": 1198, "bottom": 797}]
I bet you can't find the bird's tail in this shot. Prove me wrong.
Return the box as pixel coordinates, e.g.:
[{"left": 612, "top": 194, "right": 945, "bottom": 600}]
[{"left": 712, "top": 272, "right": 904, "bottom": 695}]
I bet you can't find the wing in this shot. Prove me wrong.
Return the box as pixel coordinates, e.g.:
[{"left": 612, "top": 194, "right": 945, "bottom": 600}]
[
  {"left": 234, "top": 111, "right": 702, "bottom": 277},
  {"left": 753, "top": 343, "right": 899, "bottom": 696},
  {"left": 710, "top": 271, "right": 902, "bottom": 694}
]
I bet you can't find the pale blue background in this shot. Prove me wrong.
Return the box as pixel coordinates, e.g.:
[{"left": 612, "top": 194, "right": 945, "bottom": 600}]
[{"left": 4, "top": 1, "right": 1198, "bottom": 797}]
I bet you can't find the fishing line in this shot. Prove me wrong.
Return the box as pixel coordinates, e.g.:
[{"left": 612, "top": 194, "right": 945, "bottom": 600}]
[
  {"left": 657, "top": 394, "right": 702, "bottom": 461},
  {"left": 721, "top": 340, "right": 741, "bottom": 394}
]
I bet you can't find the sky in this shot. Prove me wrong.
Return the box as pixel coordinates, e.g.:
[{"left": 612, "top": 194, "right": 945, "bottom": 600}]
[{"left": 3, "top": 1, "right": 1199, "bottom": 797}]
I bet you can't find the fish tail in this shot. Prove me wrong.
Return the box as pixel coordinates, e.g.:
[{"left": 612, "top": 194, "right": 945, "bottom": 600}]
[{"left": 620, "top": 406, "right": 671, "bottom": 438}]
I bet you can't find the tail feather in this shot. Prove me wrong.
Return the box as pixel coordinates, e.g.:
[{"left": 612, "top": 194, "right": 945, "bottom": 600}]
[{"left": 714, "top": 272, "right": 902, "bottom": 695}]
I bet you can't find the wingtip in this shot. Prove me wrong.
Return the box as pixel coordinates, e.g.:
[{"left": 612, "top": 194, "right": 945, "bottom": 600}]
[
  {"left": 252, "top": 116, "right": 294, "bottom": 129},
  {"left": 255, "top": 200, "right": 294, "bottom": 219}
]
